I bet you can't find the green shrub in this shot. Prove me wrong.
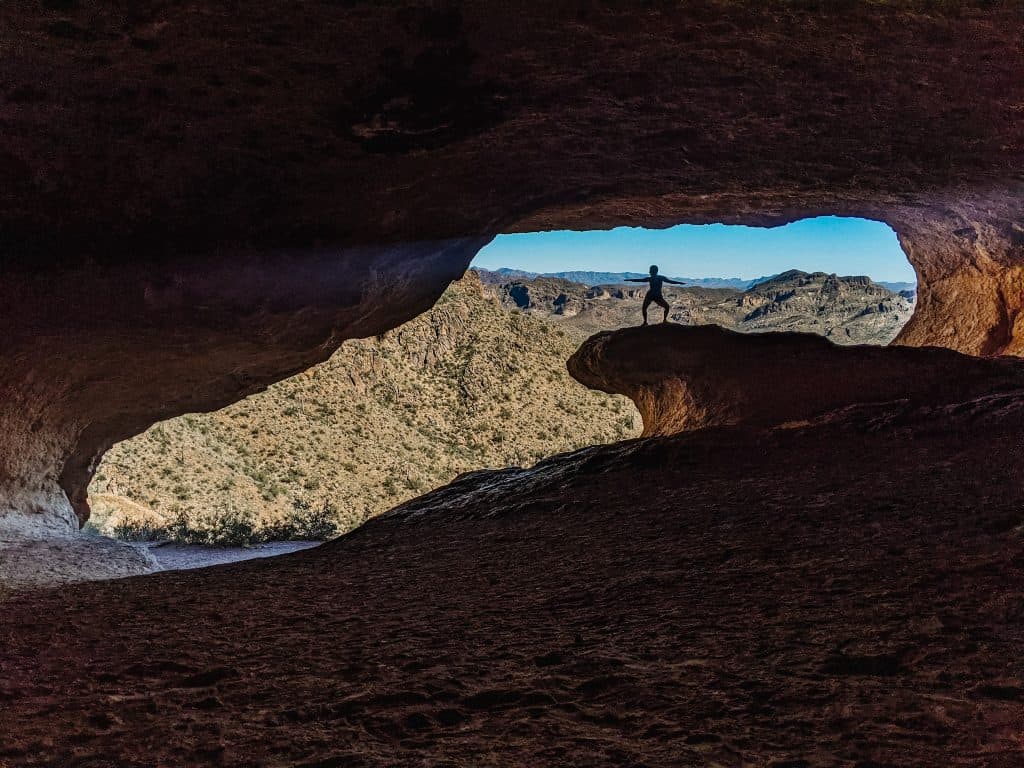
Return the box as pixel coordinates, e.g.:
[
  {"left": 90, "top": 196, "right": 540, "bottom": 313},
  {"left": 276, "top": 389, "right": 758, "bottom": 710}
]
[
  {"left": 164, "top": 506, "right": 261, "bottom": 547},
  {"left": 112, "top": 518, "right": 167, "bottom": 542},
  {"left": 266, "top": 498, "right": 342, "bottom": 541},
  {"left": 105, "top": 498, "right": 344, "bottom": 547}
]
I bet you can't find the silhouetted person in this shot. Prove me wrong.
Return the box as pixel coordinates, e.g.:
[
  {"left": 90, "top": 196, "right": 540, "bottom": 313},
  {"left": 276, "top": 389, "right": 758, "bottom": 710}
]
[{"left": 626, "top": 265, "right": 683, "bottom": 325}]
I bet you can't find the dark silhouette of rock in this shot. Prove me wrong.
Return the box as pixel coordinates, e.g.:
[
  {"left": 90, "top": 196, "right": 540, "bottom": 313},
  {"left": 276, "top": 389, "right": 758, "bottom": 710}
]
[
  {"left": 568, "top": 325, "right": 1024, "bottom": 436},
  {"left": 4, "top": 382, "right": 1024, "bottom": 765}
]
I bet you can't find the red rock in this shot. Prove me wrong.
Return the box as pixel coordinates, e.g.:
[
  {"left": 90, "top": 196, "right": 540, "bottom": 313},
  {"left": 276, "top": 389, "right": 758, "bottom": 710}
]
[
  {"left": 1, "top": 3, "right": 1022, "bottom": 556},
  {"left": 568, "top": 325, "right": 1024, "bottom": 436}
]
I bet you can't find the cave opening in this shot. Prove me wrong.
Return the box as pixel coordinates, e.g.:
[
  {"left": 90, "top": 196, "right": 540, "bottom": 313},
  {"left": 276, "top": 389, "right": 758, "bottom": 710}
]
[{"left": 84, "top": 215, "right": 915, "bottom": 567}]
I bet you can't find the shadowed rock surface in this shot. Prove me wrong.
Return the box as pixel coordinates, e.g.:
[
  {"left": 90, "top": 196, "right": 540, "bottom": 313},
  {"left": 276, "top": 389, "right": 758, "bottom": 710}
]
[
  {"left": 568, "top": 325, "right": 1024, "bottom": 436},
  {"left": 1, "top": 1, "right": 1023, "bottom": 538},
  {"left": 2, "top": 240, "right": 481, "bottom": 541},
  {"left": 3, "top": 384, "right": 1024, "bottom": 765}
]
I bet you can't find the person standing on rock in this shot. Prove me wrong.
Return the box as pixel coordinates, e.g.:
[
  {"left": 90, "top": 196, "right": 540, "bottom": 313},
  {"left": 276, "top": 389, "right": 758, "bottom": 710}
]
[{"left": 626, "top": 265, "right": 683, "bottom": 325}]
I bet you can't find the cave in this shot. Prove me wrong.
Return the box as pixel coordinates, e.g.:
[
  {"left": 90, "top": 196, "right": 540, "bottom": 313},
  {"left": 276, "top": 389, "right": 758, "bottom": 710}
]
[
  {"left": 3, "top": 1, "right": 1024, "bottom": 765},
  {"left": 3, "top": 1, "right": 1021, "bottom": 542},
  {"left": 81, "top": 217, "right": 914, "bottom": 555}
]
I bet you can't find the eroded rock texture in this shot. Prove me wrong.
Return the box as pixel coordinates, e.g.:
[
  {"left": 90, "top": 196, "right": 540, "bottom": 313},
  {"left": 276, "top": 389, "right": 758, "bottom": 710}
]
[
  {"left": 1, "top": 1, "right": 1023, "bottom": 534},
  {"left": 568, "top": 325, "right": 1024, "bottom": 436},
  {"left": 2, "top": 241, "right": 481, "bottom": 537},
  {"left": 5, "top": 394, "right": 1024, "bottom": 765},
  {"left": 890, "top": 195, "right": 1024, "bottom": 356}
]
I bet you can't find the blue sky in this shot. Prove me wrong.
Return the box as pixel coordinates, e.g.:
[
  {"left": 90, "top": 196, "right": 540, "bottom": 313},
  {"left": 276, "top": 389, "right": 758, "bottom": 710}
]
[{"left": 473, "top": 216, "right": 916, "bottom": 283}]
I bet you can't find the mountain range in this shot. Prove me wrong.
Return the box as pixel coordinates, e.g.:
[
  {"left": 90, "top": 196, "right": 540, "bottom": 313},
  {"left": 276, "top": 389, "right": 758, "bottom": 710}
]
[
  {"left": 477, "top": 267, "right": 916, "bottom": 295},
  {"left": 483, "top": 268, "right": 915, "bottom": 345},
  {"left": 476, "top": 267, "right": 775, "bottom": 290}
]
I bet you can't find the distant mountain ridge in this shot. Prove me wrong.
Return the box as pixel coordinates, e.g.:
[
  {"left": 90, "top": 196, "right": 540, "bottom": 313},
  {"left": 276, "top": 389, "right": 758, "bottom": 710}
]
[
  {"left": 482, "top": 268, "right": 915, "bottom": 346},
  {"left": 476, "top": 267, "right": 915, "bottom": 294},
  {"left": 476, "top": 267, "right": 773, "bottom": 291},
  {"left": 877, "top": 281, "right": 917, "bottom": 294}
]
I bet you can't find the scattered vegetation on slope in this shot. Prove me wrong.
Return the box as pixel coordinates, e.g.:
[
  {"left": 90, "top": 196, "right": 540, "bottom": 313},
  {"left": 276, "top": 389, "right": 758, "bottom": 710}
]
[
  {"left": 88, "top": 273, "right": 641, "bottom": 544},
  {"left": 89, "top": 268, "right": 913, "bottom": 546}
]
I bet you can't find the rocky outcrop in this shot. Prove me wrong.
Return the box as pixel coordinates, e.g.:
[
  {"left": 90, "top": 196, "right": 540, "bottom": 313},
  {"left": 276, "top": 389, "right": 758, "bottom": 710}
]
[
  {"left": 889, "top": 196, "right": 1024, "bottom": 356},
  {"left": 6, "top": 378, "right": 1024, "bottom": 764},
  {"left": 1, "top": 2, "right": 1023, "bottom": 536},
  {"left": 568, "top": 325, "right": 1024, "bottom": 437},
  {"left": 721, "top": 270, "right": 915, "bottom": 343}
]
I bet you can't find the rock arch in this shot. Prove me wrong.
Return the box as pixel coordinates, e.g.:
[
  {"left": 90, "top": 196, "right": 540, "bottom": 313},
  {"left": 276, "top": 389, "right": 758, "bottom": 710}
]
[{"left": 1, "top": 1, "right": 1022, "bottom": 537}]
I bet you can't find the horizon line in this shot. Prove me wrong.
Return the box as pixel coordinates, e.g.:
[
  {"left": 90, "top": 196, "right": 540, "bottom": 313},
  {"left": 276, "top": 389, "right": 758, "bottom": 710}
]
[{"left": 471, "top": 265, "right": 918, "bottom": 285}]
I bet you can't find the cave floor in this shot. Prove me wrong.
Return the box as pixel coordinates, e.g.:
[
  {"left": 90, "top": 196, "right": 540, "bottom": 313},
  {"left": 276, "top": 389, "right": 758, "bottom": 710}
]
[{"left": 2, "top": 403, "right": 1024, "bottom": 767}]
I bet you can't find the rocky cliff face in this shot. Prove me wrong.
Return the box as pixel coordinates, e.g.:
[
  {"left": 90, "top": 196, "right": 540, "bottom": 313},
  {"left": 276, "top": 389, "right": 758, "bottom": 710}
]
[
  {"left": 709, "top": 270, "right": 914, "bottom": 343},
  {"left": 1, "top": 1, "right": 1022, "bottom": 539}
]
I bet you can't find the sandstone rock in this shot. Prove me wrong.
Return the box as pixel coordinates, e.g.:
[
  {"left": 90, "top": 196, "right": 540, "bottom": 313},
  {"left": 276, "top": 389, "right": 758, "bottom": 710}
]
[
  {"left": 1, "top": 240, "right": 483, "bottom": 538},
  {"left": 7, "top": 389, "right": 1024, "bottom": 764},
  {"left": 1, "top": 1, "right": 1023, "bottom": 536},
  {"left": 0, "top": 534, "right": 161, "bottom": 590},
  {"left": 568, "top": 325, "right": 1024, "bottom": 437}
]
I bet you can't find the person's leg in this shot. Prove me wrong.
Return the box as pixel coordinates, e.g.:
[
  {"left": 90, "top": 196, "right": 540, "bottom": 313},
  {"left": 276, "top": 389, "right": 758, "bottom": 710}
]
[
  {"left": 642, "top": 294, "right": 652, "bottom": 325},
  {"left": 658, "top": 296, "right": 670, "bottom": 323}
]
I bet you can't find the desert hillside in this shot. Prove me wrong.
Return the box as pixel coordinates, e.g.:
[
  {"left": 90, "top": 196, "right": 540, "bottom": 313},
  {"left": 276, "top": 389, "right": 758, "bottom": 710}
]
[
  {"left": 87, "top": 273, "right": 641, "bottom": 541},
  {"left": 484, "top": 268, "right": 914, "bottom": 344}
]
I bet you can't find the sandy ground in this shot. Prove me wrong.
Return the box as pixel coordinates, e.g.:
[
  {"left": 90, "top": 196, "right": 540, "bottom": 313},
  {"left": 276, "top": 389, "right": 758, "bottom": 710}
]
[
  {"left": 0, "top": 536, "right": 322, "bottom": 597},
  {"left": 2, "top": 403, "right": 1024, "bottom": 766},
  {"left": 145, "top": 540, "right": 321, "bottom": 571},
  {"left": 0, "top": 534, "right": 159, "bottom": 593}
]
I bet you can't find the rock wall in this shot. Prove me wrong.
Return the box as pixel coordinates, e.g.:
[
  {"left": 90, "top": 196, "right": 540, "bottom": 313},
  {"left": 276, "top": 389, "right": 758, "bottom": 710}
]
[
  {"left": 1, "top": 1, "right": 1023, "bottom": 536},
  {"left": 889, "top": 193, "right": 1024, "bottom": 356},
  {"left": 1, "top": 240, "right": 483, "bottom": 537},
  {"left": 568, "top": 325, "right": 1024, "bottom": 437}
]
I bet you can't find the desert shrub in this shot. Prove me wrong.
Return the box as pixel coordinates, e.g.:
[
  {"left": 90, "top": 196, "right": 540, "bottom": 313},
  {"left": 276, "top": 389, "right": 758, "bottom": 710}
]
[
  {"left": 266, "top": 498, "right": 341, "bottom": 541},
  {"left": 165, "top": 506, "right": 262, "bottom": 547},
  {"left": 104, "top": 499, "right": 343, "bottom": 547},
  {"left": 402, "top": 476, "right": 426, "bottom": 492},
  {"left": 111, "top": 518, "right": 167, "bottom": 542}
]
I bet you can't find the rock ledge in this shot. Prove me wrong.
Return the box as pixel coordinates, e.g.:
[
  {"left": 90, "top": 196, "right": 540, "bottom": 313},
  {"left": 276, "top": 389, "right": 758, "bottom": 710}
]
[{"left": 568, "top": 325, "right": 1024, "bottom": 436}]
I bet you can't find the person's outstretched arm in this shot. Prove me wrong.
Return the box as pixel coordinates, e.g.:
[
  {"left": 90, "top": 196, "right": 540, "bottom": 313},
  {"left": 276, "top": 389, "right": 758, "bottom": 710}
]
[
  {"left": 625, "top": 277, "right": 649, "bottom": 283},
  {"left": 663, "top": 278, "right": 686, "bottom": 285}
]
